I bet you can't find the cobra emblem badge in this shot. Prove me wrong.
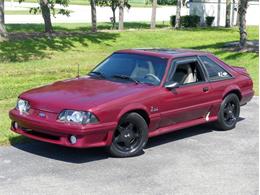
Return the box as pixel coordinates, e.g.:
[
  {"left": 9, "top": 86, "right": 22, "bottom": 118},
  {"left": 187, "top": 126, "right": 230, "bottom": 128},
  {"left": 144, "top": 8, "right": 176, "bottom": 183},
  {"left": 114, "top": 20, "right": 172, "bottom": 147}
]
[{"left": 39, "top": 112, "right": 46, "bottom": 118}]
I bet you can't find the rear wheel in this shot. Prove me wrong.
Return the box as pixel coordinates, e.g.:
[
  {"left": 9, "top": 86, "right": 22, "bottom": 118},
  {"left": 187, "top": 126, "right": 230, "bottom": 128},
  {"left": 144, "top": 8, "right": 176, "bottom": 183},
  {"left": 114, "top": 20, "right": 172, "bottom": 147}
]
[
  {"left": 215, "top": 93, "right": 240, "bottom": 130},
  {"left": 109, "top": 112, "right": 148, "bottom": 157}
]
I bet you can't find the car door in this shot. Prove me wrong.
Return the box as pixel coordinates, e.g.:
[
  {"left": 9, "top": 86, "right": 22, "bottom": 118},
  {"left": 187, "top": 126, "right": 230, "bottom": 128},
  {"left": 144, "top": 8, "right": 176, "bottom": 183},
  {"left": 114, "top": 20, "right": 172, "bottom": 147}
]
[{"left": 159, "top": 56, "right": 214, "bottom": 127}]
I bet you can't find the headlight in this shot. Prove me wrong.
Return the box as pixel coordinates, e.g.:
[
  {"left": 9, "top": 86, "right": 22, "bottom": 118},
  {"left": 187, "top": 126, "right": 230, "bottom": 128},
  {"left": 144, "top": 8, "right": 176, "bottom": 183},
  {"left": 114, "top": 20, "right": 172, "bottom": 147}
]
[
  {"left": 16, "top": 99, "right": 30, "bottom": 113},
  {"left": 58, "top": 110, "right": 99, "bottom": 125}
]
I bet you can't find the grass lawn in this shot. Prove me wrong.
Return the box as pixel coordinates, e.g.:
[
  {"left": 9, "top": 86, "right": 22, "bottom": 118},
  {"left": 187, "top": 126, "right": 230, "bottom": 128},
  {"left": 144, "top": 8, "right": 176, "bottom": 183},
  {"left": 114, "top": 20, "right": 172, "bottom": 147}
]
[
  {"left": 5, "top": 9, "right": 73, "bottom": 15},
  {"left": 0, "top": 24, "right": 258, "bottom": 145}
]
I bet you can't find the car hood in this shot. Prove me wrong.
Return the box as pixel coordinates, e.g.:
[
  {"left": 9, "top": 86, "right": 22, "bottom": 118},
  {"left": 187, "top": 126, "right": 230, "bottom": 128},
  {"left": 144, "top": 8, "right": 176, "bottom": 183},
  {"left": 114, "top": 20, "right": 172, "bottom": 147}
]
[{"left": 20, "top": 76, "right": 152, "bottom": 113}]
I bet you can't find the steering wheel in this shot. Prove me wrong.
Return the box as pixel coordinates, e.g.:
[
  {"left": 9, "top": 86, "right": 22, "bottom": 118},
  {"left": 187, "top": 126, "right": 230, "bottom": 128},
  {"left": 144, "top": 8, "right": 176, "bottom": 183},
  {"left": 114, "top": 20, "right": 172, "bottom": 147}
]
[{"left": 144, "top": 74, "right": 161, "bottom": 83}]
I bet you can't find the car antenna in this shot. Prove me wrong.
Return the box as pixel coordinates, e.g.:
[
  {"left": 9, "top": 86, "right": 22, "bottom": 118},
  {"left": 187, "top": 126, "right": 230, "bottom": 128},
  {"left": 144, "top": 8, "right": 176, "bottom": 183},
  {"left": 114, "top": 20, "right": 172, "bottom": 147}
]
[{"left": 76, "top": 63, "right": 80, "bottom": 79}]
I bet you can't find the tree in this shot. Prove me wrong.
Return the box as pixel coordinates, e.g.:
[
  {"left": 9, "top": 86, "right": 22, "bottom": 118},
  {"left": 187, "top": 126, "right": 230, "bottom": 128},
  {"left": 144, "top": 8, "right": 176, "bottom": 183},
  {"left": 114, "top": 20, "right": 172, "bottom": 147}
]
[
  {"left": 175, "top": 0, "right": 181, "bottom": 28},
  {"left": 118, "top": 0, "right": 124, "bottom": 30},
  {"left": 0, "top": 0, "right": 7, "bottom": 39},
  {"left": 238, "top": 0, "right": 248, "bottom": 48},
  {"left": 96, "top": 0, "right": 130, "bottom": 29},
  {"left": 225, "top": 0, "right": 231, "bottom": 27},
  {"left": 90, "top": 0, "right": 97, "bottom": 32},
  {"left": 150, "top": 0, "right": 157, "bottom": 29},
  {"left": 40, "top": 0, "right": 53, "bottom": 32},
  {"left": 20, "top": 0, "right": 70, "bottom": 33}
]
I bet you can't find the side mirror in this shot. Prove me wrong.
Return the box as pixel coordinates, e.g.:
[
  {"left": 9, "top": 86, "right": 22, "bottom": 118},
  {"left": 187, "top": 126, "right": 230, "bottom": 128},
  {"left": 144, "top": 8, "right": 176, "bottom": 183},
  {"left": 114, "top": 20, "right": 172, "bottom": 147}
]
[{"left": 164, "top": 81, "right": 180, "bottom": 90}]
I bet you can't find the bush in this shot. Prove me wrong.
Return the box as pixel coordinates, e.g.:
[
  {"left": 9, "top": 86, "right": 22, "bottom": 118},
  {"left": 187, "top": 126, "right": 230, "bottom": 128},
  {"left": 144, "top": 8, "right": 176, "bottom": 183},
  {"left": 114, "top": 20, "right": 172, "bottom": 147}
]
[
  {"left": 182, "top": 15, "right": 200, "bottom": 27},
  {"left": 170, "top": 15, "right": 176, "bottom": 27},
  {"left": 170, "top": 15, "right": 200, "bottom": 28},
  {"left": 206, "top": 16, "right": 215, "bottom": 27},
  {"left": 157, "top": 0, "right": 177, "bottom": 5}
]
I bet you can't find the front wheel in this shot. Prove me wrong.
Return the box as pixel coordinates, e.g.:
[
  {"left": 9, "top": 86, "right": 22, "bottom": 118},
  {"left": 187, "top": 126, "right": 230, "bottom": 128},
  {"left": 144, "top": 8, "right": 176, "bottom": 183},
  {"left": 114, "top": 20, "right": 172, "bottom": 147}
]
[
  {"left": 109, "top": 112, "right": 148, "bottom": 157},
  {"left": 215, "top": 93, "right": 240, "bottom": 130}
]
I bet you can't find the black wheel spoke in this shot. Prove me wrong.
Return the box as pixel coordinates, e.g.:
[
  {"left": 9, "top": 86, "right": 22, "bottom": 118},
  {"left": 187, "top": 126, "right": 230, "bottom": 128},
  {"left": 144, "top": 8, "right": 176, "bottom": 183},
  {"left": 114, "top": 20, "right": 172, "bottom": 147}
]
[
  {"left": 134, "top": 133, "right": 140, "bottom": 138},
  {"left": 115, "top": 136, "right": 123, "bottom": 143},
  {"left": 124, "top": 140, "right": 131, "bottom": 147},
  {"left": 117, "top": 126, "right": 124, "bottom": 133},
  {"left": 126, "top": 123, "right": 134, "bottom": 131}
]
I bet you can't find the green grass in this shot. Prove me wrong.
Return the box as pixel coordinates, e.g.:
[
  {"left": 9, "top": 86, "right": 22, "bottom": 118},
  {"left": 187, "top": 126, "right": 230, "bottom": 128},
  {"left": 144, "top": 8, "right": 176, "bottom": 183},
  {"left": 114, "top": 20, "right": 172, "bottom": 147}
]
[
  {"left": 5, "top": 9, "right": 73, "bottom": 15},
  {"left": 0, "top": 23, "right": 258, "bottom": 145},
  {"left": 5, "top": 10, "right": 34, "bottom": 15}
]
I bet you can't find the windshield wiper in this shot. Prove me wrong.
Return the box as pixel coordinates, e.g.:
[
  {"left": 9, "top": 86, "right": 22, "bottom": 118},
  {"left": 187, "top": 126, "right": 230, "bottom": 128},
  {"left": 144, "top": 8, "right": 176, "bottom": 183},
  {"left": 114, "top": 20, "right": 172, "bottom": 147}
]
[
  {"left": 112, "top": 74, "right": 140, "bottom": 84},
  {"left": 88, "top": 71, "right": 106, "bottom": 79}
]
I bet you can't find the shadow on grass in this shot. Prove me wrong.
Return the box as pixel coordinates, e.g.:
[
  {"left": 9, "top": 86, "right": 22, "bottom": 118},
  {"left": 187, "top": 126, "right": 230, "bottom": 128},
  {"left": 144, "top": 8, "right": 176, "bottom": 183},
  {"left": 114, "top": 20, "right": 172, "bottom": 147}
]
[
  {"left": 9, "top": 118, "right": 244, "bottom": 163},
  {"left": 185, "top": 41, "right": 259, "bottom": 60},
  {"left": 6, "top": 22, "right": 170, "bottom": 33},
  {"left": 0, "top": 31, "right": 119, "bottom": 62}
]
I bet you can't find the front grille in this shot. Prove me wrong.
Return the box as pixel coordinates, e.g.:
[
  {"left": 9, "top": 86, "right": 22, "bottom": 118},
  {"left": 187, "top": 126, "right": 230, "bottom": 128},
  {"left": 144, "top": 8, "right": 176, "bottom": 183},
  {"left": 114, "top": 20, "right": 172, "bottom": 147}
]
[{"left": 20, "top": 126, "right": 60, "bottom": 141}]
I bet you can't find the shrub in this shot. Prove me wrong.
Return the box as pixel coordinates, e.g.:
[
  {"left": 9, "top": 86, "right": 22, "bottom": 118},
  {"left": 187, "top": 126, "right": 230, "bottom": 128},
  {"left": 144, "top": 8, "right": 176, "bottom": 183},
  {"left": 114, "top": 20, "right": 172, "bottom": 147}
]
[
  {"left": 182, "top": 15, "right": 200, "bottom": 27},
  {"left": 170, "top": 15, "right": 176, "bottom": 27},
  {"left": 157, "top": 0, "right": 177, "bottom": 5},
  {"left": 170, "top": 15, "right": 200, "bottom": 28},
  {"left": 206, "top": 16, "right": 215, "bottom": 27}
]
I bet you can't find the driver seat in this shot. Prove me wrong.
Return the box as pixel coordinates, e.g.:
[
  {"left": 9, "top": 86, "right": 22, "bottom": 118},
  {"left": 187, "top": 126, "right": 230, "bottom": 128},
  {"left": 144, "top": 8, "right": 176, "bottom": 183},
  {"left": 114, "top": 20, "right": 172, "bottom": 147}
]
[{"left": 131, "top": 61, "right": 155, "bottom": 78}]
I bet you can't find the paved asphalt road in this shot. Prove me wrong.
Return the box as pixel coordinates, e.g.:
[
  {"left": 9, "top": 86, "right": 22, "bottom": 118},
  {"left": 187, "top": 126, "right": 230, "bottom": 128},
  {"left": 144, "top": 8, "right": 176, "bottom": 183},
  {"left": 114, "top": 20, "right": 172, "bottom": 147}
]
[{"left": 0, "top": 97, "right": 258, "bottom": 195}]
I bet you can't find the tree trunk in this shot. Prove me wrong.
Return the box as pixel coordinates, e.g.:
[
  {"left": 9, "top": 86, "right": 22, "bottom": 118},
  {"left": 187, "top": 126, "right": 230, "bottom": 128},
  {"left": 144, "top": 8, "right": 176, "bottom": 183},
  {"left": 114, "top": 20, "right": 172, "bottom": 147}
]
[
  {"left": 118, "top": 0, "right": 124, "bottom": 30},
  {"left": 225, "top": 0, "right": 231, "bottom": 27},
  {"left": 238, "top": 0, "right": 248, "bottom": 48},
  {"left": 40, "top": 0, "right": 53, "bottom": 33},
  {"left": 90, "top": 0, "right": 97, "bottom": 32},
  {"left": 111, "top": 7, "right": 116, "bottom": 29},
  {"left": 150, "top": 0, "right": 157, "bottom": 29},
  {"left": 217, "top": 0, "right": 221, "bottom": 26},
  {"left": 175, "top": 0, "right": 181, "bottom": 28},
  {"left": 236, "top": 0, "right": 241, "bottom": 26},
  {"left": 0, "top": 0, "right": 7, "bottom": 38}
]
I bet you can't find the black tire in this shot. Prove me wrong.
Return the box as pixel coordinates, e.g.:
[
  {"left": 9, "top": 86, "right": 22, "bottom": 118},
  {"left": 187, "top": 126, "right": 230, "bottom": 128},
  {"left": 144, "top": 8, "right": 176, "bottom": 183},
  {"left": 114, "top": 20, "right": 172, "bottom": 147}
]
[
  {"left": 215, "top": 93, "right": 240, "bottom": 130},
  {"left": 109, "top": 112, "right": 148, "bottom": 157}
]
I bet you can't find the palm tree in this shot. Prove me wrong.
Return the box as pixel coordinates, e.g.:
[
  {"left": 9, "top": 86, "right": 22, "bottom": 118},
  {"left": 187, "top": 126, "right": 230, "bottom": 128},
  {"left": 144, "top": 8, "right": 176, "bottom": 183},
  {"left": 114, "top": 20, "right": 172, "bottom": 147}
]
[
  {"left": 150, "top": 0, "right": 157, "bottom": 29},
  {"left": 175, "top": 0, "right": 181, "bottom": 28},
  {"left": 118, "top": 0, "right": 124, "bottom": 30},
  {"left": 238, "top": 0, "right": 248, "bottom": 48},
  {"left": 90, "top": 0, "right": 97, "bottom": 32},
  {"left": 225, "top": 0, "right": 231, "bottom": 27},
  {"left": 0, "top": 0, "right": 7, "bottom": 39}
]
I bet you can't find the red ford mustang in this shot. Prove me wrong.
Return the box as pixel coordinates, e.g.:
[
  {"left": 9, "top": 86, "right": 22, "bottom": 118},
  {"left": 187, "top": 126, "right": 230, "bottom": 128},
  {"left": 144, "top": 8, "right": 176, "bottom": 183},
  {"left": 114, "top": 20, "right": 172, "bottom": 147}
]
[{"left": 9, "top": 49, "right": 254, "bottom": 157}]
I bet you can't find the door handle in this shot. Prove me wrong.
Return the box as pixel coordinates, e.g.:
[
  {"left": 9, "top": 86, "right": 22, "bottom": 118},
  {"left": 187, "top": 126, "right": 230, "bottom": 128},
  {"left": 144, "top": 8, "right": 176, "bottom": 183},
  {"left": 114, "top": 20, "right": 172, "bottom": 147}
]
[{"left": 203, "top": 87, "right": 209, "bottom": 92}]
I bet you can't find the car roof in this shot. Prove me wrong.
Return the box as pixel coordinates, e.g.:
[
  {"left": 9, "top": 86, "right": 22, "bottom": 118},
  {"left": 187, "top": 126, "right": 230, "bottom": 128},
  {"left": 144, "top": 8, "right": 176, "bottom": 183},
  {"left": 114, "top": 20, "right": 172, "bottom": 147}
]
[{"left": 115, "top": 48, "right": 210, "bottom": 59}]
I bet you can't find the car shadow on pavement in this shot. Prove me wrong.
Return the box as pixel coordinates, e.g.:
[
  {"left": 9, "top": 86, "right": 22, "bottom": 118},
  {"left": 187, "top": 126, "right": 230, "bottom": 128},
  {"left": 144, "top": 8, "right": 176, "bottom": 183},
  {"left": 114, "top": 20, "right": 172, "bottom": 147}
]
[
  {"left": 146, "top": 117, "right": 245, "bottom": 148},
  {"left": 10, "top": 118, "right": 245, "bottom": 163}
]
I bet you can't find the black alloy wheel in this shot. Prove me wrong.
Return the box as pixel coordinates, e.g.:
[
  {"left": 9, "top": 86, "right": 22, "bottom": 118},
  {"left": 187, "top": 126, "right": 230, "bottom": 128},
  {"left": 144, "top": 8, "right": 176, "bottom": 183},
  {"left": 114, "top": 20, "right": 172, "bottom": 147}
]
[
  {"left": 216, "top": 93, "right": 240, "bottom": 130},
  {"left": 109, "top": 112, "right": 148, "bottom": 157}
]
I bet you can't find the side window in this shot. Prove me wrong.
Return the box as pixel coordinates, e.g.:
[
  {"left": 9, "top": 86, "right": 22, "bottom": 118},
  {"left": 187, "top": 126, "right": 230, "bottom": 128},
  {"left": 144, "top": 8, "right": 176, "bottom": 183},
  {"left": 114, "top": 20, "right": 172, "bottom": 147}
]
[
  {"left": 168, "top": 59, "right": 205, "bottom": 85},
  {"left": 200, "top": 56, "right": 232, "bottom": 81}
]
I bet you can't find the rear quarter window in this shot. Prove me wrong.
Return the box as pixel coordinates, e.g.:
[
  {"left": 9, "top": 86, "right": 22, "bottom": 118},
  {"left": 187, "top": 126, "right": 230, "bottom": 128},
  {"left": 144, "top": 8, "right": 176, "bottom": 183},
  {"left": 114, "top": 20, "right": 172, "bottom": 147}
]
[{"left": 199, "top": 56, "right": 232, "bottom": 81}]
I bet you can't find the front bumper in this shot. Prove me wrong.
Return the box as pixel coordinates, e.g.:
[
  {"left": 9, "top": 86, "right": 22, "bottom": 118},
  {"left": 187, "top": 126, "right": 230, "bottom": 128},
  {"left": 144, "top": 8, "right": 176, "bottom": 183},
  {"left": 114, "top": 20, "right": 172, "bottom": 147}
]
[{"left": 9, "top": 109, "right": 117, "bottom": 148}]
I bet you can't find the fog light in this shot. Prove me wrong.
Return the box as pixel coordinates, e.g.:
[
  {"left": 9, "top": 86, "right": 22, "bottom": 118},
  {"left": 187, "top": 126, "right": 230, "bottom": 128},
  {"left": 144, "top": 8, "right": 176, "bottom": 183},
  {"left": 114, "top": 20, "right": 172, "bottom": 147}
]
[
  {"left": 13, "top": 122, "right": 18, "bottom": 130},
  {"left": 69, "top": 135, "right": 77, "bottom": 144}
]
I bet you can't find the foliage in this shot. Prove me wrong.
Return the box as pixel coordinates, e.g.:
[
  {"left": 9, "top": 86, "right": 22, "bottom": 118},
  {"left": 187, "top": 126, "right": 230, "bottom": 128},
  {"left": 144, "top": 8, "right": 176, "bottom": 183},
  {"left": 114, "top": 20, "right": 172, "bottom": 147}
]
[
  {"left": 206, "top": 16, "right": 215, "bottom": 27},
  {"left": 19, "top": 0, "right": 70, "bottom": 17},
  {"left": 157, "top": 0, "right": 176, "bottom": 5},
  {"left": 95, "top": 0, "right": 130, "bottom": 28},
  {"left": 170, "top": 15, "right": 176, "bottom": 27},
  {"left": 181, "top": 15, "right": 200, "bottom": 27},
  {"left": 170, "top": 15, "right": 200, "bottom": 27}
]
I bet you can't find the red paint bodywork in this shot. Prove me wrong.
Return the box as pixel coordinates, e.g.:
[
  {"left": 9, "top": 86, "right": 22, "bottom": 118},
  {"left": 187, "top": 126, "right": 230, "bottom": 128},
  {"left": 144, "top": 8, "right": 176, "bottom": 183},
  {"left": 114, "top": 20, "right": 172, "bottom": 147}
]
[{"left": 9, "top": 49, "right": 254, "bottom": 148}]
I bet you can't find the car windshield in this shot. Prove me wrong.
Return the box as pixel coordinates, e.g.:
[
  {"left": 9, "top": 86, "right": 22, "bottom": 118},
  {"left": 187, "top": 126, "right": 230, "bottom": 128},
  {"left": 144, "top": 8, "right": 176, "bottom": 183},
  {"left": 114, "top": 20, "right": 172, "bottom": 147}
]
[{"left": 90, "top": 53, "right": 168, "bottom": 86}]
